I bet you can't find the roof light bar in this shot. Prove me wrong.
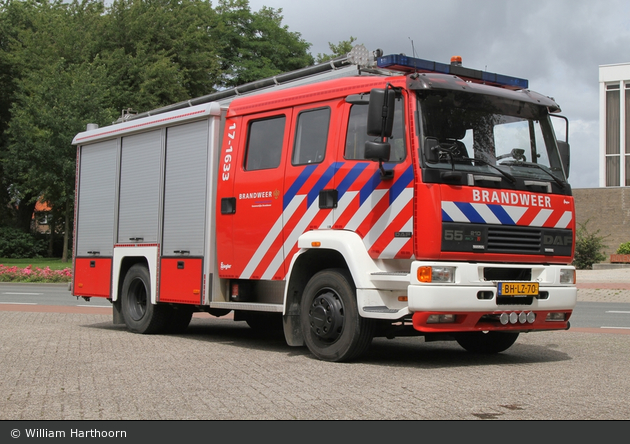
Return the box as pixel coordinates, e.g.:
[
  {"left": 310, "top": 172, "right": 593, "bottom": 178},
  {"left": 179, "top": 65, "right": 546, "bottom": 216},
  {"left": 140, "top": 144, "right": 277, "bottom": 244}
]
[{"left": 377, "top": 54, "right": 529, "bottom": 90}]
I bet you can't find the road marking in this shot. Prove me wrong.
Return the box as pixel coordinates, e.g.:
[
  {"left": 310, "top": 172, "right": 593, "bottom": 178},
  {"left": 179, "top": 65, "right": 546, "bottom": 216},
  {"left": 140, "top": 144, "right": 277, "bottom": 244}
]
[
  {"left": 1, "top": 292, "right": 43, "bottom": 296},
  {"left": 605, "top": 311, "right": 630, "bottom": 314},
  {"left": 0, "top": 302, "right": 37, "bottom": 305},
  {"left": 601, "top": 326, "right": 630, "bottom": 330},
  {"left": 77, "top": 305, "right": 111, "bottom": 308}
]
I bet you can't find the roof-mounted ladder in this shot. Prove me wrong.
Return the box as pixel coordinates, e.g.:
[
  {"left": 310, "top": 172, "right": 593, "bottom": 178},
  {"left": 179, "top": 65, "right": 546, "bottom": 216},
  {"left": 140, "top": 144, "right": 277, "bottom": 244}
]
[{"left": 118, "top": 44, "right": 380, "bottom": 123}]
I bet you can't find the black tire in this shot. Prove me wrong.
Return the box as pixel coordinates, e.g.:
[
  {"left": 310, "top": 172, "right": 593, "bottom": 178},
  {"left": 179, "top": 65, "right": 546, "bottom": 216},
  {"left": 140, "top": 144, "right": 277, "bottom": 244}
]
[
  {"left": 300, "top": 269, "right": 374, "bottom": 362},
  {"left": 165, "top": 306, "right": 194, "bottom": 334},
  {"left": 455, "top": 331, "right": 520, "bottom": 354},
  {"left": 244, "top": 312, "right": 283, "bottom": 333},
  {"left": 121, "top": 264, "right": 169, "bottom": 334}
]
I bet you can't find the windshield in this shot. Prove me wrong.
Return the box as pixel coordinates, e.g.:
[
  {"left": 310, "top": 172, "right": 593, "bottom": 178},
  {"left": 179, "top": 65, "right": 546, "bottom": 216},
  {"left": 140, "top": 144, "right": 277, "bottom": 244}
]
[{"left": 418, "top": 91, "right": 566, "bottom": 183}]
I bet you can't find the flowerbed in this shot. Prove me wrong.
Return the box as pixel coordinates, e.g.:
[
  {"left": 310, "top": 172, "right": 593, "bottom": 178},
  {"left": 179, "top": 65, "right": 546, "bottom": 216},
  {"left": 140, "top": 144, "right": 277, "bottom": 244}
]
[{"left": 0, "top": 264, "right": 72, "bottom": 283}]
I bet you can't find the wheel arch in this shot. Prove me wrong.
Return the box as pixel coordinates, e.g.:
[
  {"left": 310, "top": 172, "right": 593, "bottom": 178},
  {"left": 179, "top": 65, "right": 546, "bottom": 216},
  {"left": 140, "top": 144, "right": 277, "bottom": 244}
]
[
  {"left": 282, "top": 230, "right": 378, "bottom": 347},
  {"left": 111, "top": 246, "right": 159, "bottom": 303},
  {"left": 117, "top": 256, "right": 150, "bottom": 301},
  {"left": 112, "top": 256, "right": 150, "bottom": 325}
]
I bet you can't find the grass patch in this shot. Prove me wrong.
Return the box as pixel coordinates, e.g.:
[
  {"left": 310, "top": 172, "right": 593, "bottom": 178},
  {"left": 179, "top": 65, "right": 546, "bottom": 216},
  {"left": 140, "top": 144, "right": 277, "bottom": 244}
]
[{"left": 0, "top": 257, "right": 71, "bottom": 271}]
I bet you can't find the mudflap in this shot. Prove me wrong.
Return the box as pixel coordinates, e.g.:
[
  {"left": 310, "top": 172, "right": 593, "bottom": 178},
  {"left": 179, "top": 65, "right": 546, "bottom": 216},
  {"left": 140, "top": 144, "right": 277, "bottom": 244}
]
[{"left": 112, "top": 299, "right": 125, "bottom": 325}]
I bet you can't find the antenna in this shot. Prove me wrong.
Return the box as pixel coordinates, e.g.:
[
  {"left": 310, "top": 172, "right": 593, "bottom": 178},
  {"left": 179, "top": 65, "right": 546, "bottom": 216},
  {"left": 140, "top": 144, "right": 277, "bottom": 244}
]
[{"left": 408, "top": 37, "right": 417, "bottom": 58}]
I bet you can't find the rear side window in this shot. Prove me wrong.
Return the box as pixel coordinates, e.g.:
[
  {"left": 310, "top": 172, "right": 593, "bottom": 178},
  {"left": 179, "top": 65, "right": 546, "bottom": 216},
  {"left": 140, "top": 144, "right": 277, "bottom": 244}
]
[
  {"left": 244, "top": 116, "right": 285, "bottom": 171},
  {"left": 292, "top": 108, "right": 330, "bottom": 165}
]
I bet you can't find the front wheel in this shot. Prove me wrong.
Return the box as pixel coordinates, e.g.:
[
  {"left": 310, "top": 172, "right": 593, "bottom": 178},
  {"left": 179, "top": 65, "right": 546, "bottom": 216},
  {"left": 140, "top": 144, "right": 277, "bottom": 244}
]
[
  {"left": 455, "top": 331, "right": 520, "bottom": 354},
  {"left": 300, "top": 269, "right": 374, "bottom": 362}
]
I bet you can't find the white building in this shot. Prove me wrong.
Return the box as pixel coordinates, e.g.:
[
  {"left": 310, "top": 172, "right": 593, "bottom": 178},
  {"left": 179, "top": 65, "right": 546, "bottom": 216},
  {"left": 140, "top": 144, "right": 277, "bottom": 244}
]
[{"left": 599, "top": 62, "right": 630, "bottom": 187}]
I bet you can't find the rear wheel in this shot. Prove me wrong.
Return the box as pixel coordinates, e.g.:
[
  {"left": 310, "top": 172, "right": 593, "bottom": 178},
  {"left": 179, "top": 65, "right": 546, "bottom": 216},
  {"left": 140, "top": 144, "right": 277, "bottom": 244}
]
[
  {"left": 300, "top": 269, "right": 374, "bottom": 362},
  {"left": 455, "top": 331, "right": 519, "bottom": 354},
  {"left": 121, "top": 264, "right": 168, "bottom": 334}
]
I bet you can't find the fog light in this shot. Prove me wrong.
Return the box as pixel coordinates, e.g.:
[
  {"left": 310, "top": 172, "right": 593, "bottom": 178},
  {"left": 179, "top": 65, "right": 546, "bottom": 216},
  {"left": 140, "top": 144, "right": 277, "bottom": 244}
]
[
  {"left": 546, "top": 312, "right": 566, "bottom": 321},
  {"left": 518, "top": 312, "right": 527, "bottom": 324},
  {"left": 499, "top": 313, "right": 509, "bottom": 325},
  {"left": 426, "top": 314, "right": 456, "bottom": 324},
  {"left": 560, "top": 268, "right": 575, "bottom": 284},
  {"left": 527, "top": 312, "right": 536, "bottom": 323},
  {"left": 509, "top": 312, "right": 518, "bottom": 324}
]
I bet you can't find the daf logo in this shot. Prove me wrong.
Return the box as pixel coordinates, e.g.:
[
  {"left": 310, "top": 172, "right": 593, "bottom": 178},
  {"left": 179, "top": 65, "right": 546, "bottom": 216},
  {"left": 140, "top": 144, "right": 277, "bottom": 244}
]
[{"left": 543, "top": 235, "right": 572, "bottom": 246}]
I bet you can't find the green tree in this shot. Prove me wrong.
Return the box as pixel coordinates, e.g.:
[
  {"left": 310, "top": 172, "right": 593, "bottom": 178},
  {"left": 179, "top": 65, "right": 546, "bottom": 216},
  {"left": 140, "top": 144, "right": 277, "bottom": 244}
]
[
  {"left": 215, "top": 0, "right": 313, "bottom": 88},
  {"left": 99, "top": 0, "right": 222, "bottom": 114},
  {"left": 6, "top": 59, "right": 114, "bottom": 261},
  {"left": 1, "top": 0, "right": 113, "bottom": 260},
  {"left": 0, "top": 0, "right": 316, "bottom": 260},
  {"left": 0, "top": 0, "right": 38, "bottom": 229},
  {"left": 316, "top": 36, "right": 357, "bottom": 64}
]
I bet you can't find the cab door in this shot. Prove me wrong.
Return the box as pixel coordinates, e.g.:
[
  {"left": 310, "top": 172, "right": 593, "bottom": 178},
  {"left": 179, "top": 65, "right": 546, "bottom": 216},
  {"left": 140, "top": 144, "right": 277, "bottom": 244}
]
[
  {"left": 278, "top": 101, "right": 341, "bottom": 275},
  {"left": 331, "top": 92, "right": 415, "bottom": 260},
  {"left": 226, "top": 109, "right": 292, "bottom": 280}
]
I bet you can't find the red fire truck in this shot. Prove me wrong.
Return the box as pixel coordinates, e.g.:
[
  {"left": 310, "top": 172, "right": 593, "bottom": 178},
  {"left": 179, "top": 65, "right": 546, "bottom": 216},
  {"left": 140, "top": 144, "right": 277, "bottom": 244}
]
[{"left": 71, "top": 45, "right": 577, "bottom": 362}]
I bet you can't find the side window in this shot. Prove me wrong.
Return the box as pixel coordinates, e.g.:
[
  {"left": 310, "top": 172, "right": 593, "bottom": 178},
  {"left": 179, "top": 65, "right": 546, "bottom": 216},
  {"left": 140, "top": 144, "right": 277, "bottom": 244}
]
[
  {"left": 345, "top": 104, "right": 369, "bottom": 160},
  {"left": 345, "top": 96, "right": 406, "bottom": 162},
  {"left": 244, "top": 116, "right": 285, "bottom": 171},
  {"left": 292, "top": 107, "right": 330, "bottom": 165}
]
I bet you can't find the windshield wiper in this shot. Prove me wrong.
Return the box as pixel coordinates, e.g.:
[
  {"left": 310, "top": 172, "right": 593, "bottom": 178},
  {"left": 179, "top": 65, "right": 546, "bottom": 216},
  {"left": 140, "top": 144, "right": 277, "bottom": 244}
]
[
  {"left": 470, "top": 158, "right": 517, "bottom": 184},
  {"left": 501, "top": 161, "right": 566, "bottom": 189}
]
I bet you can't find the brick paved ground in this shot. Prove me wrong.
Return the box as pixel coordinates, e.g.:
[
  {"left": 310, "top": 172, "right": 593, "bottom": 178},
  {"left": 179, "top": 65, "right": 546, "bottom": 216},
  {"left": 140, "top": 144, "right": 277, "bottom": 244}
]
[
  {"left": 576, "top": 268, "right": 630, "bottom": 303},
  {"left": 0, "top": 268, "right": 627, "bottom": 421}
]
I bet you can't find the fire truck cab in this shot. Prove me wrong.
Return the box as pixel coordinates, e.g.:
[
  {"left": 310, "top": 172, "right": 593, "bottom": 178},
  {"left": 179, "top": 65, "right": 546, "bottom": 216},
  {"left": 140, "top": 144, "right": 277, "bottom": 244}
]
[{"left": 72, "top": 45, "right": 576, "bottom": 362}]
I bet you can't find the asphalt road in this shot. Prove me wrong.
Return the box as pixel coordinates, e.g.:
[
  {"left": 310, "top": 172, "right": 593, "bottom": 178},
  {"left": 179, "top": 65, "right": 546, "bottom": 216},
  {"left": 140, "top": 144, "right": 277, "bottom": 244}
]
[{"left": 2, "top": 278, "right": 630, "bottom": 330}]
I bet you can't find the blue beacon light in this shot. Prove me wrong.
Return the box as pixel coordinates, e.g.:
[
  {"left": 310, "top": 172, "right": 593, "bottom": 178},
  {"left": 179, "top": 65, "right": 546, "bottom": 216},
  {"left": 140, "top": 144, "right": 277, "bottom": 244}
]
[{"left": 376, "top": 54, "right": 529, "bottom": 90}]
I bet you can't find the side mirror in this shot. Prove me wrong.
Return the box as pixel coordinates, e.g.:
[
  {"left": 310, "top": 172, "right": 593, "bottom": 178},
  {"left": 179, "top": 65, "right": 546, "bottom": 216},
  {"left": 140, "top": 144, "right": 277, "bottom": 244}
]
[
  {"left": 424, "top": 137, "right": 440, "bottom": 163},
  {"left": 367, "top": 88, "right": 395, "bottom": 138},
  {"left": 365, "top": 140, "right": 391, "bottom": 162},
  {"left": 551, "top": 114, "right": 570, "bottom": 179},
  {"left": 558, "top": 140, "right": 570, "bottom": 179}
]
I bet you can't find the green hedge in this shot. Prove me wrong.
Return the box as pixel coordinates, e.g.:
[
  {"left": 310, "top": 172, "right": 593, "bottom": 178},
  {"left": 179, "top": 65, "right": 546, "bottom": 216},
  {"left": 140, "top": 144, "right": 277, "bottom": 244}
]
[{"left": 0, "top": 227, "right": 47, "bottom": 258}]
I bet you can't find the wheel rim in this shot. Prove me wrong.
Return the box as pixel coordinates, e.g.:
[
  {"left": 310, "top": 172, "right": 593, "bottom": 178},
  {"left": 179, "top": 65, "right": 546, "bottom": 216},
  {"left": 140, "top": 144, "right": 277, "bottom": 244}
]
[
  {"left": 127, "top": 277, "right": 148, "bottom": 321},
  {"left": 308, "top": 289, "right": 344, "bottom": 343}
]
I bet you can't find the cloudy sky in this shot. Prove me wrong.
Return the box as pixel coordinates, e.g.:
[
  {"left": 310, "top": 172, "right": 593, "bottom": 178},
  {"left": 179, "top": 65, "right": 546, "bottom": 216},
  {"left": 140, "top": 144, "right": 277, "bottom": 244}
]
[{"left": 247, "top": 0, "right": 630, "bottom": 189}]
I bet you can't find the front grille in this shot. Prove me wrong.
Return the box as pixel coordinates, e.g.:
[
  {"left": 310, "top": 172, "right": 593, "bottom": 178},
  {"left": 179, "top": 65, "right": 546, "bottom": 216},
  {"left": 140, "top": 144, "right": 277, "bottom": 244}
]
[
  {"left": 441, "top": 222, "right": 573, "bottom": 256},
  {"left": 487, "top": 226, "right": 541, "bottom": 254}
]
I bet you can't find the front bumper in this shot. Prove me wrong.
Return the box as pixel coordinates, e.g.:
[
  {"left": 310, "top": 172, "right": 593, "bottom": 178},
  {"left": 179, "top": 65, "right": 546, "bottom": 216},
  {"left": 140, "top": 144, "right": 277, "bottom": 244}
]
[{"left": 407, "top": 261, "right": 576, "bottom": 333}]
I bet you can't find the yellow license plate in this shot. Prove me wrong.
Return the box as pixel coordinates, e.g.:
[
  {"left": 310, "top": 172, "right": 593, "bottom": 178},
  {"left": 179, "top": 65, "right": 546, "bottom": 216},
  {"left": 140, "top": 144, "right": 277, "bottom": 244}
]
[{"left": 497, "top": 282, "right": 539, "bottom": 296}]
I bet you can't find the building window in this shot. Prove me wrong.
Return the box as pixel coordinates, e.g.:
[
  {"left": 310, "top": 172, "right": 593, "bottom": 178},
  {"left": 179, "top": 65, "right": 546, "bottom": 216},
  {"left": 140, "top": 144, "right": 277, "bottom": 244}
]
[{"left": 606, "top": 84, "right": 621, "bottom": 186}]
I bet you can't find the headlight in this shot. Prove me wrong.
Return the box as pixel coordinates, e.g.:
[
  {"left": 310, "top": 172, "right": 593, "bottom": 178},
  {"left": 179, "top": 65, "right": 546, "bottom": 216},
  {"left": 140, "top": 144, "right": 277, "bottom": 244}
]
[
  {"left": 417, "top": 266, "right": 456, "bottom": 283},
  {"left": 560, "top": 268, "right": 575, "bottom": 284}
]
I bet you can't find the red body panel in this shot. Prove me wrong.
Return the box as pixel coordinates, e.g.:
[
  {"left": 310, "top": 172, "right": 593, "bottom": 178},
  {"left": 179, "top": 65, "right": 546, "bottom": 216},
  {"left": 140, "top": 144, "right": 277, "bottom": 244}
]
[
  {"left": 73, "top": 257, "right": 112, "bottom": 298},
  {"left": 415, "top": 182, "right": 576, "bottom": 263},
  {"left": 159, "top": 258, "right": 203, "bottom": 304},
  {"left": 216, "top": 79, "right": 416, "bottom": 280}
]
